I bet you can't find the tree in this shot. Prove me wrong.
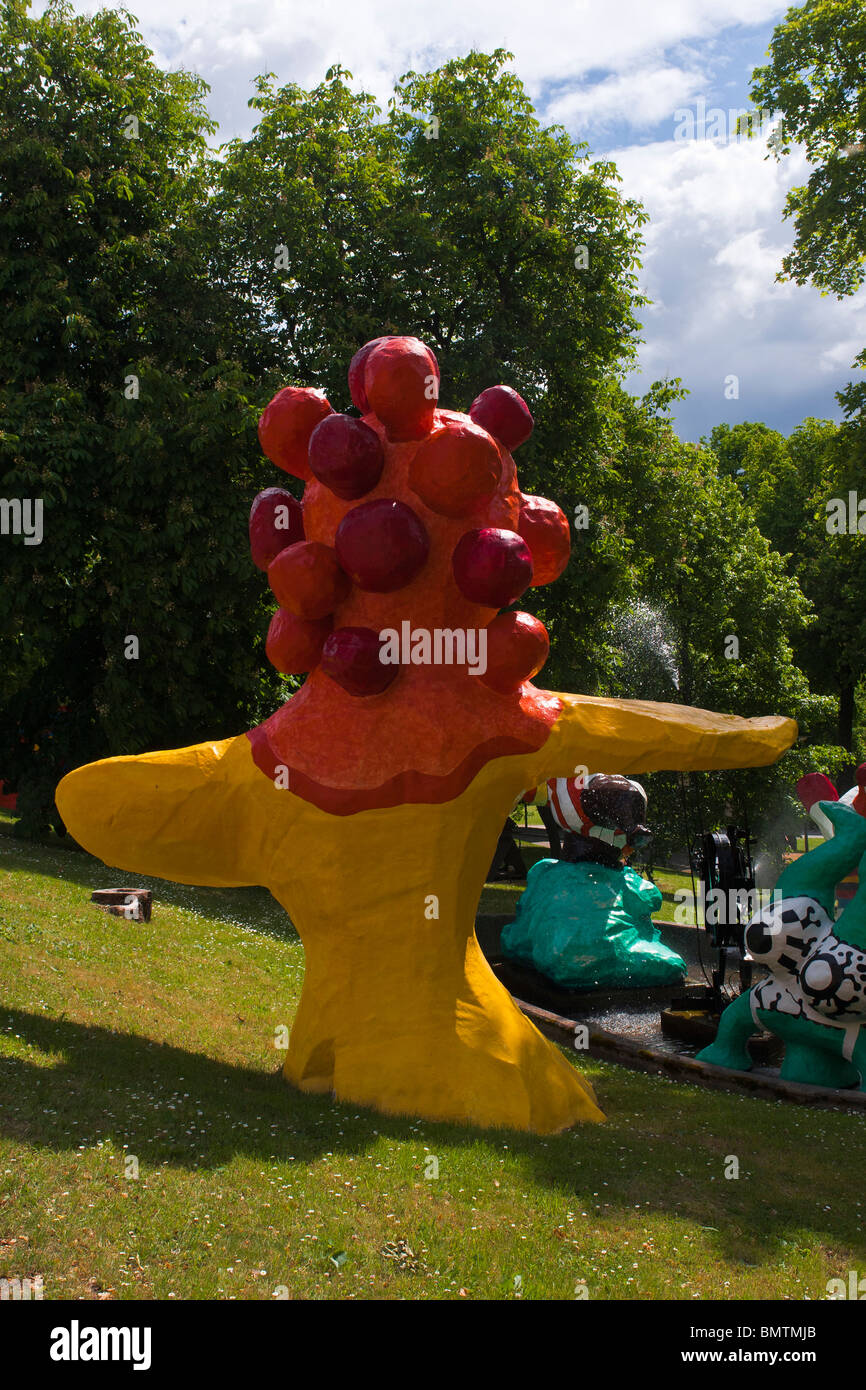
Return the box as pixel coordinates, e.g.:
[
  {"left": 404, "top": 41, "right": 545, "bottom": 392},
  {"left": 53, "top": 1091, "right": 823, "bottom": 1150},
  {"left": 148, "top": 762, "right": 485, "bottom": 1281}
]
[
  {"left": 0, "top": 31, "right": 656, "bottom": 836},
  {"left": 801, "top": 412, "right": 866, "bottom": 751},
  {"left": 0, "top": 18, "right": 816, "bottom": 848},
  {"left": 214, "top": 51, "right": 648, "bottom": 408},
  {"left": 706, "top": 417, "right": 866, "bottom": 757},
  {"left": 0, "top": 1, "right": 279, "bottom": 833},
  {"left": 749, "top": 0, "right": 866, "bottom": 306},
  {"left": 592, "top": 395, "right": 820, "bottom": 859}
]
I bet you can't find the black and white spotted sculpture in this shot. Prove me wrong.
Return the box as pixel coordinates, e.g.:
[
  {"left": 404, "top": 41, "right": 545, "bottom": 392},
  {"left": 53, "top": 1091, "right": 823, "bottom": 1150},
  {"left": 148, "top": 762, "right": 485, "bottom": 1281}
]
[{"left": 698, "top": 801, "right": 866, "bottom": 1089}]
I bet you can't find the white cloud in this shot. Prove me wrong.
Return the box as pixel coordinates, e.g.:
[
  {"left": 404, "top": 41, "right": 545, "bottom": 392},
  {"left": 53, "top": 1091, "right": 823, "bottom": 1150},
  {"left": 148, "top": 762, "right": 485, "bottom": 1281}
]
[
  {"left": 712, "top": 228, "right": 793, "bottom": 320},
  {"left": 615, "top": 134, "right": 866, "bottom": 433},
  {"left": 818, "top": 328, "right": 866, "bottom": 374},
  {"left": 38, "top": 0, "right": 789, "bottom": 134},
  {"left": 546, "top": 63, "right": 708, "bottom": 132}
]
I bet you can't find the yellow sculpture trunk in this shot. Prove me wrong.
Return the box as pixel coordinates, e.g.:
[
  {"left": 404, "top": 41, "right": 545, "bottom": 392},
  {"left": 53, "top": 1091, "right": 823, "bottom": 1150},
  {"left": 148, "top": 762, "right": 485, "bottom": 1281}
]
[
  {"left": 55, "top": 695, "right": 796, "bottom": 1133},
  {"left": 276, "top": 754, "right": 603, "bottom": 1130}
]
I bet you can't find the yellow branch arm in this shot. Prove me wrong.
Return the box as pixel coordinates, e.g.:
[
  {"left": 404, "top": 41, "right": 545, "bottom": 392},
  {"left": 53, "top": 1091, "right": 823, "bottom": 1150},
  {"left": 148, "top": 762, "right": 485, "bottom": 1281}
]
[
  {"left": 527, "top": 694, "right": 797, "bottom": 784},
  {"left": 55, "top": 735, "right": 278, "bottom": 887}
]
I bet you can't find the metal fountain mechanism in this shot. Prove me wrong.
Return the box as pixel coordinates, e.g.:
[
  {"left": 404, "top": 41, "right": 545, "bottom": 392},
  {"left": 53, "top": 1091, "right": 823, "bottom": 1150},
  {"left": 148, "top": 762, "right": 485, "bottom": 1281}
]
[
  {"left": 692, "top": 823, "right": 756, "bottom": 1009},
  {"left": 659, "top": 817, "right": 759, "bottom": 1049}
]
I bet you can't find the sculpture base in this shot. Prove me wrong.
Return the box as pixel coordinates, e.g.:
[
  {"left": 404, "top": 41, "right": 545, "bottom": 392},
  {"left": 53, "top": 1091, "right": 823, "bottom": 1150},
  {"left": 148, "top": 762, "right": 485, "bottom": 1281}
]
[{"left": 271, "top": 755, "right": 604, "bottom": 1132}]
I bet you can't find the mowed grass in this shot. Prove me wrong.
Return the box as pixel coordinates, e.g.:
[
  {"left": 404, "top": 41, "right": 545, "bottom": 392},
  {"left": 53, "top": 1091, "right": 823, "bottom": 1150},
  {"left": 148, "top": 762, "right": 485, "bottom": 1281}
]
[
  {"left": 652, "top": 868, "right": 699, "bottom": 924},
  {"left": 1, "top": 819, "right": 865, "bottom": 1302}
]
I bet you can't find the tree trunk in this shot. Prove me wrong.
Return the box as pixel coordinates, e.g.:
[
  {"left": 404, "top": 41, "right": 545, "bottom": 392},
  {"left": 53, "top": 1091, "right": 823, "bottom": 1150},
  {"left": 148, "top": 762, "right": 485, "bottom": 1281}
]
[{"left": 839, "top": 679, "right": 856, "bottom": 753}]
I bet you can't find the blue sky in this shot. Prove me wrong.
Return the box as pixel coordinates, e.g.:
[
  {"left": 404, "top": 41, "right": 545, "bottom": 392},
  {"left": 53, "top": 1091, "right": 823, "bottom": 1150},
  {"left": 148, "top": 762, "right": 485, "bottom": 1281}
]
[{"left": 38, "top": 0, "right": 866, "bottom": 441}]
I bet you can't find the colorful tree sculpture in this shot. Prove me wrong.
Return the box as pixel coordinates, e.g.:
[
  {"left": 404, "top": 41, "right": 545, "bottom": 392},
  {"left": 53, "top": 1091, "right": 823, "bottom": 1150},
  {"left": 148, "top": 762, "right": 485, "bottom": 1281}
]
[{"left": 56, "top": 336, "right": 797, "bottom": 1133}]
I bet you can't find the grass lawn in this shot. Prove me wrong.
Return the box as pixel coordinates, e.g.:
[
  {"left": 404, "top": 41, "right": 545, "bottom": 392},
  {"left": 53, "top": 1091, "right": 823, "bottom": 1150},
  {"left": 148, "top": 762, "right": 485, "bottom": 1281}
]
[
  {"left": 1, "top": 816, "right": 864, "bottom": 1301},
  {"left": 651, "top": 868, "right": 699, "bottom": 924}
]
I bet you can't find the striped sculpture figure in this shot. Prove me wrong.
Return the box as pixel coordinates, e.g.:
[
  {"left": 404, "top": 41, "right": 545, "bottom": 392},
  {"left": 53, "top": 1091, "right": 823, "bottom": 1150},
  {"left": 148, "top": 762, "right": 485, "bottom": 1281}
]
[{"left": 501, "top": 773, "right": 687, "bottom": 989}]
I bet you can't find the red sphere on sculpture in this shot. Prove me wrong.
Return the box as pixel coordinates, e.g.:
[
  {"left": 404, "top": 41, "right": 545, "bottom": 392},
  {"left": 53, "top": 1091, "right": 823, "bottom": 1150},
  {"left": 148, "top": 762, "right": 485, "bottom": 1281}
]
[
  {"left": 452, "top": 528, "right": 533, "bottom": 608},
  {"left": 249, "top": 488, "right": 304, "bottom": 571},
  {"left": 308, "top": 414, "right": 385, "bottom": 500},
  {"left": 335, "top": 499, "right": 429, "bottom": 592},
  {"left": 409, "top": 418, "right": 501, "bottom": 518},
  {"left": 321, "top": 626, "right": 399, "bottom": 697},
  {"left": 469, "top": 385, "right": 533, "bottom": 451},
  {"left": 480, "top": 611, "right": 550, "bottom": 694},
  {"left": 258, "top": 386, "right": 333, "bottom": 480},
  {"left": 268, "top": 541, "right": 350, "bottom": 619},
  {"left": 348, "top": 337, "right": 391, "bottom": 413},
  {"left": 363, "top": 337, "right": 439, "bottom": 441},
  {"left": 517, "top": 495, "right": 571, "bottom": 585},
  {"left": 266, "top": 608, "right": 332, "bottom": 674}
]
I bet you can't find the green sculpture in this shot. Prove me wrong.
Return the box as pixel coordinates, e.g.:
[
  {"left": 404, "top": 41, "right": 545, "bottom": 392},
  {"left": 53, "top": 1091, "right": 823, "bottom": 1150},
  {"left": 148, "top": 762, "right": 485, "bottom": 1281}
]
[
  {"left": 501, "top": 774, "right": 687, "bottom": 989},
  {"left": 697, "top": 801, "right": 866, "bottom": 1089}
]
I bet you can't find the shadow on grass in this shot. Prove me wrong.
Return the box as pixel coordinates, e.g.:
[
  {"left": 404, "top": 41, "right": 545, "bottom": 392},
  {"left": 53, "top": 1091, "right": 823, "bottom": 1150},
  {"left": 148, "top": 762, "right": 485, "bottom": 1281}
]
[
  {"left": 1, "top": 1004, "right": 864, "bottom": 1270},
  {"left": 0, "top": 1007, "right": 499, "bottom": 1177}
]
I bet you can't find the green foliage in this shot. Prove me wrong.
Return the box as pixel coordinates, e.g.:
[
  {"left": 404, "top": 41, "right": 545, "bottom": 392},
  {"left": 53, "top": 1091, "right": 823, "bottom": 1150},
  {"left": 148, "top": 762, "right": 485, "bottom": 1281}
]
[
  {"left": 0, "top": 0, "right": 281, "bottom": 832},
  {"left": 0, "top": 10, "right": 833, "bottom": 856},
  {"left": 640, "top": 742, "right": 849, "bottom": 872},
  {"left": 560, "top": 395, "right": 819, "bottom": 863},
  {"left": 213, "top": 50, "right": 648, "bottom": 410},
  {"left": 750, "top": 0, "right": 866, "bottom": 303},
  {"left": 541, "top": 388, "right": 812, "bottom": 717},
  {"left": 706, "top": 417, "right": 866, "bottom": 751},
  {"left": 1, "top": 32, "right": 657, "bottom": 834}
]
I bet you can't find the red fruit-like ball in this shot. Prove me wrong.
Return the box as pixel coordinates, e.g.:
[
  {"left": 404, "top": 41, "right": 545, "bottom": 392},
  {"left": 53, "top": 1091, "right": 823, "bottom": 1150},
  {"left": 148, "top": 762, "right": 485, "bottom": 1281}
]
[
  {"left": 364, "top": 337, "right": 439, "bottom": 441},
  {"left": 408, "top": 418, "right": 501, "bottom": 518},
  {"left": 348, "top": 336, "right": 391, "bottom": 413},
  {"left": 335, "top": 499, "right": 429, "bottom": 593},
  {"left": 268, "top": 540, "right": 350, "bottom": 620},
  {"left": 350, "top": 337, "right": 440, "bottom": 416},
  {"left": 266, "top": 608, "right": 332, "bottom": 674},
  {"left": 249, "top": 487, "right": 304, "bottom": 571},
  {"left": 469, "top": 385, "right": 533, "bottom": 451},
  {"left": 258, "top": 386, "right": 332, "bottom": 480},
  {"left": 452, "top": 528, "right": 533, "bottom": 608},
  {"left": 480, "top": 611, "right": 550, "bottom": 694},
  {"left": 308, "top": 413, "right": 385, "bottom": 500},
  {"left": 320, "top": 626, "right": 399, "bottom": 697},
  {"left": 517, "top": 494, "right": 571, "bottom": 586}
]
